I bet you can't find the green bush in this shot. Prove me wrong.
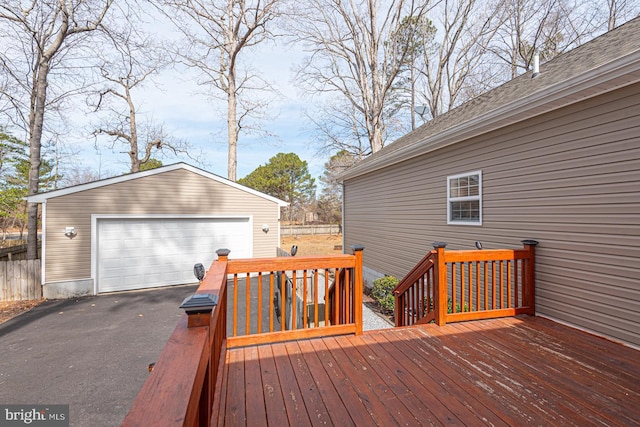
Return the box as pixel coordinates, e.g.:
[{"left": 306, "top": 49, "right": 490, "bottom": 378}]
[{"left": 371, "top": 276, "right": 399, "bottom": 314}]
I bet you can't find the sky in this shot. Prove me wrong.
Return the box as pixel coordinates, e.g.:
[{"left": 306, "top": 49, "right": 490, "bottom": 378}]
[{"left": 71, "top": 37, "right": 327, "bottom": 187}]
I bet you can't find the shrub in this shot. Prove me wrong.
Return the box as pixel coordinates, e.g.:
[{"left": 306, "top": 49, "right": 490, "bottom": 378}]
[{"left": 371, "top": 276, "right": 399, "bottom": 314}]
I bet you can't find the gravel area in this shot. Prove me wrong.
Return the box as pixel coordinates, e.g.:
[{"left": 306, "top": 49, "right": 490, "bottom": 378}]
[{"left": 362, "top": 302, "right": 394, "bottom": 330}]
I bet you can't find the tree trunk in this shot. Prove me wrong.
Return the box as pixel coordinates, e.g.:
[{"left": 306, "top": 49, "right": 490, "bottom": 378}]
[
  {"left": 370, "top": 114, "right": 384, "bottom": 153},
  {"left": 27, "top": 61, "right": 50, "bottom": 260},
  {"left": 227, "top": 72, "right": 238, "bottom": 181}
]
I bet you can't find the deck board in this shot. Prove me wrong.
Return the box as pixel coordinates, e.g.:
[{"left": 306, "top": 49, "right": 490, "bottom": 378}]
[
  {"left": 283, "top": 341, "right": 331, "bottom": 426},
  {"left": 255, "top": 344, "right": 288, "bottom": 426},
  {"left": 211, "top": 316, "right": 640, "bottom": 426}
]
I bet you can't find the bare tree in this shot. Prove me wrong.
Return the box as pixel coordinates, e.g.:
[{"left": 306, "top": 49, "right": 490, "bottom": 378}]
[
  {"left": 488, "top": 0, "right": 599, "bottom": 79},
  {"left": 603, "top": 0, "right": 640, "bottom": 30},
  {"left": 317, "top": 149, "right": 356, "bottom": 225},
  {"left": 90, "top": 24, "right": 190, "bottom": 173},
  {"left": 412, "top": 0, "right": 499, "bottom": 120},
  {"left": 158, "top": 0, "right": 283, "bottom": 181},
  {"left": 59, "top": 166, "right": 101, "bottom": 187},
  {"left": 0, "top": 0, "right": 113, "bottom": 258},
  {"left": 293, "top": 0, "right": 434, "bottom": 155},
  {"left": 306, "top": 99, "right": 374, "bottom": 159}
]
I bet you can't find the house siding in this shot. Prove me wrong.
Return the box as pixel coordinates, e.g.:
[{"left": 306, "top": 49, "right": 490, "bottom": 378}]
[
  {"left": 344, "top": 82, "right": 640, "bottom": 347},
  {"left": 44, "top": 168, "right": 280, "bottom": 283}
]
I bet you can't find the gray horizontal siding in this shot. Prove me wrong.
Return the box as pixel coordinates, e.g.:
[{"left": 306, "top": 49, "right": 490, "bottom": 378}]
[
  {"left": 344, "top": 82, "right": 640, "bottom": 347},
  {"left": 45, "top": 169, "right": 279, "bottom": 282}
]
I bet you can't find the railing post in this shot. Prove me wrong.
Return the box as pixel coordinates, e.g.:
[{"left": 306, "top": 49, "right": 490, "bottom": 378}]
[
  {"left": 394, "top": 292, "right": 403, "bottom": 327},
  {"left": 521, "top": 240, "right": 538, "bottom": 315},
  {"left": 351, "top": 245, "right": 365, "bottom": 335},
  {"left": 433, "top": 242, "right": 447, "bottom": 326},
  {"left": 216, "top": 248, "right": 230, "bottom": 264},
  {"left": 214, "top": 248, "right": 230, "bottom": 337},
  {"left": 178, "top": 292, "right": 217, "bottom": 425}
]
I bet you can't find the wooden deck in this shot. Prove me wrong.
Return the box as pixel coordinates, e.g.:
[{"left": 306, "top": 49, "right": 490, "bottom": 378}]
[{"left": 211, "top": 315, "right": 640, "bottom": 426}]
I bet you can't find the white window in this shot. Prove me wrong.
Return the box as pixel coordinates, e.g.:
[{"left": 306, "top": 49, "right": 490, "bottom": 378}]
[{"left": 447, "top": 171, "right": 482, "bottom": 225}]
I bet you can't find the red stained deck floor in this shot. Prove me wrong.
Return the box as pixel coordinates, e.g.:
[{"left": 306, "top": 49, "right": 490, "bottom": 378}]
[{"left": 211, "top": 316, "right": 640, "bottom": 426}]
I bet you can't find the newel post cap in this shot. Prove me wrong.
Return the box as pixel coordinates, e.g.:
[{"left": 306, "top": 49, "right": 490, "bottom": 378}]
[
  {"left": 432, "top": 242, "right": 447, "bottom": 249},
  {"left": 350, "top": 244, "right": 365, "bottom": 252},
  {"left": 216, "top": 248, "right": 231, "bottom": 258},
  {"left": 180, "top": 293, "right": 219, "bottom": 314},
  {"left": 521, "top": 240, "right": 539, "bottom": 246}
]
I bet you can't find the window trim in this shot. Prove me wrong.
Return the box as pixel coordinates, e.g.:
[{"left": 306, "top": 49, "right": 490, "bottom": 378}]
[{"left": 447, "top": 170, "right": 482, "bottom": 226}]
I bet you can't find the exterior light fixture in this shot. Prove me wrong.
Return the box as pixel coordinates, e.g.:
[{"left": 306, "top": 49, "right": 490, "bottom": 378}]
[
  {"left": 193, "top": 263, "right": 205, "bottom": 281},
  {"left": 262, "top": 224, "right": 270, "bottom": 233},
  {"left": 475, "top": 241, "right": 483, "bottom": 250},
  {"left": 64, "top": 227, "right": 77, "bottom": 239}
]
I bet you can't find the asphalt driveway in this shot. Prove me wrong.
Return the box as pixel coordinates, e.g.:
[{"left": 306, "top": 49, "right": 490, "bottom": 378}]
[{"left": 0, "top": 284, "right": 198, "bottom": 427}]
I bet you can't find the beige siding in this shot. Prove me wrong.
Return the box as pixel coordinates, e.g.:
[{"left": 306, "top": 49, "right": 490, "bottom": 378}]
[
  {"left": 45, "top": 169, "right": 280, "bottom": 282},
  {"left": 344, "top": 82, "right": 640, "bottom": 347}
]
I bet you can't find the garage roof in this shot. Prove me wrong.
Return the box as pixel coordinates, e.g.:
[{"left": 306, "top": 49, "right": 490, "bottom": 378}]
[{"left": 28, "top": 162, "right": 288, "bottom": 206}]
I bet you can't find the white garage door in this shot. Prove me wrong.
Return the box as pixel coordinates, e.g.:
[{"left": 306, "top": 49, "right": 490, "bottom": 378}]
[{"left": 97, "top": 217, "right": 251, "bottom": 293}]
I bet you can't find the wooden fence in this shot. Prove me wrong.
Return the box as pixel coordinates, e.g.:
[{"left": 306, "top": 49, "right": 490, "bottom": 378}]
[
  {"left": 0, "top": 260, "right": 42, "bottom": 301},
  {"left": 0, "top": 243, "right": 41, "bottom": 261},
  {"left": 281, "top": 224, "right": 341, "bottom": 236}
]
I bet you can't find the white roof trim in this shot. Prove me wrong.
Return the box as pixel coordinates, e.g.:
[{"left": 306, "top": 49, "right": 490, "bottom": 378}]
[
  {"left": 341, "top": 50, "right": 640, "bottom": 181},
  {"left": 27, "top": 162, "right": 289, "bottom": 206}
]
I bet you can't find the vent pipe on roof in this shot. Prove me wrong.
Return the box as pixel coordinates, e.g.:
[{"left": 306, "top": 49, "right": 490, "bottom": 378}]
[{"left": 532, "top": 54, "right": 540, "bottom": 78}]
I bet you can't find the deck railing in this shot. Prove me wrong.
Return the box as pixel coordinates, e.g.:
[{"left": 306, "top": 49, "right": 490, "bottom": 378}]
[
  {"left": 226, "top": 245, "right": 364, "bottom": 347},
  {"left": 394, "top": 240, "right": 538, "bottom": 327},
  {"left": 123, "top": 246, "right": 364, "bottom": 426}
]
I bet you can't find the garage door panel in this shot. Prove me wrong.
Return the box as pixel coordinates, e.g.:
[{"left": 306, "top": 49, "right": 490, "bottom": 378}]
[
  {"left": 97, "top": 217, "right": 251, "bottom": 293},
  {"left": 122, "top": 238, "right": 140, "bottom": 249}
]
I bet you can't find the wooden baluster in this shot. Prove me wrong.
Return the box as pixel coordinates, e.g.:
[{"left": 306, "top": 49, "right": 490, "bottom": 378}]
[
  {"left": 459, "top": 262, "right": 465, "bottom": 314},
  {"left": 303, "top": 270, "right": 308, "bottom": 328},
  {"left": 292, "top": 270, "right": 297, "bottom": 330},
  {"left": 492, "top": 261, "right": 496, "bottom": 310},
  {"left": 427, "top": 268, "right": 432, "bottom": 316},
  {"left": 335, "top": 270, "right": 340, "bottom": 325},
  {"left": 499, "top": 261, "right": 504, "bottom": 309},
  {"left": 233, "top": 274, "right": 238, "bottom": 337},
  {"left": 514, "top": 260, "right": 520, "bottom": 308},
  {"left": 419, "top": 275, "right": 425, "bottom": 320},
  {"left": 324, "top": 269, "right": 330, "bottom": 326},
  {"left": 475, "top": 261, "right": 480, "bottom": 312},
  {"left": 281, "top": 271, "right": 286, "bottom": 332},
  {"left": 257, "top": 272, "right": 263, "bottom": 334},
  {"left": 412, "top": 280, "right": 417, "bottom": 324},
  {"left": 269, "top": 273, "right": 274, "bottom": 333},
  {"left": 314, "top": 269, "right": 319, "bottom": 328},
  {"left": 484, "top": 261, "right": 489, "bottom": 311},
  {"left": 245, "top": 273, "right": 251, "bottom": 336},
  {"left": 451, "top": 263, "right": 457, "bottom": 315},
  {"left": 507, "top": 260, "right": 512, "bottom": 309}
]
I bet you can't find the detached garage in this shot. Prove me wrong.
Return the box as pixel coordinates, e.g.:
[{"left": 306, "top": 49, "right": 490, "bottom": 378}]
[{"left": 28, "top": 163, "right": 287, "bottom": 298}]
